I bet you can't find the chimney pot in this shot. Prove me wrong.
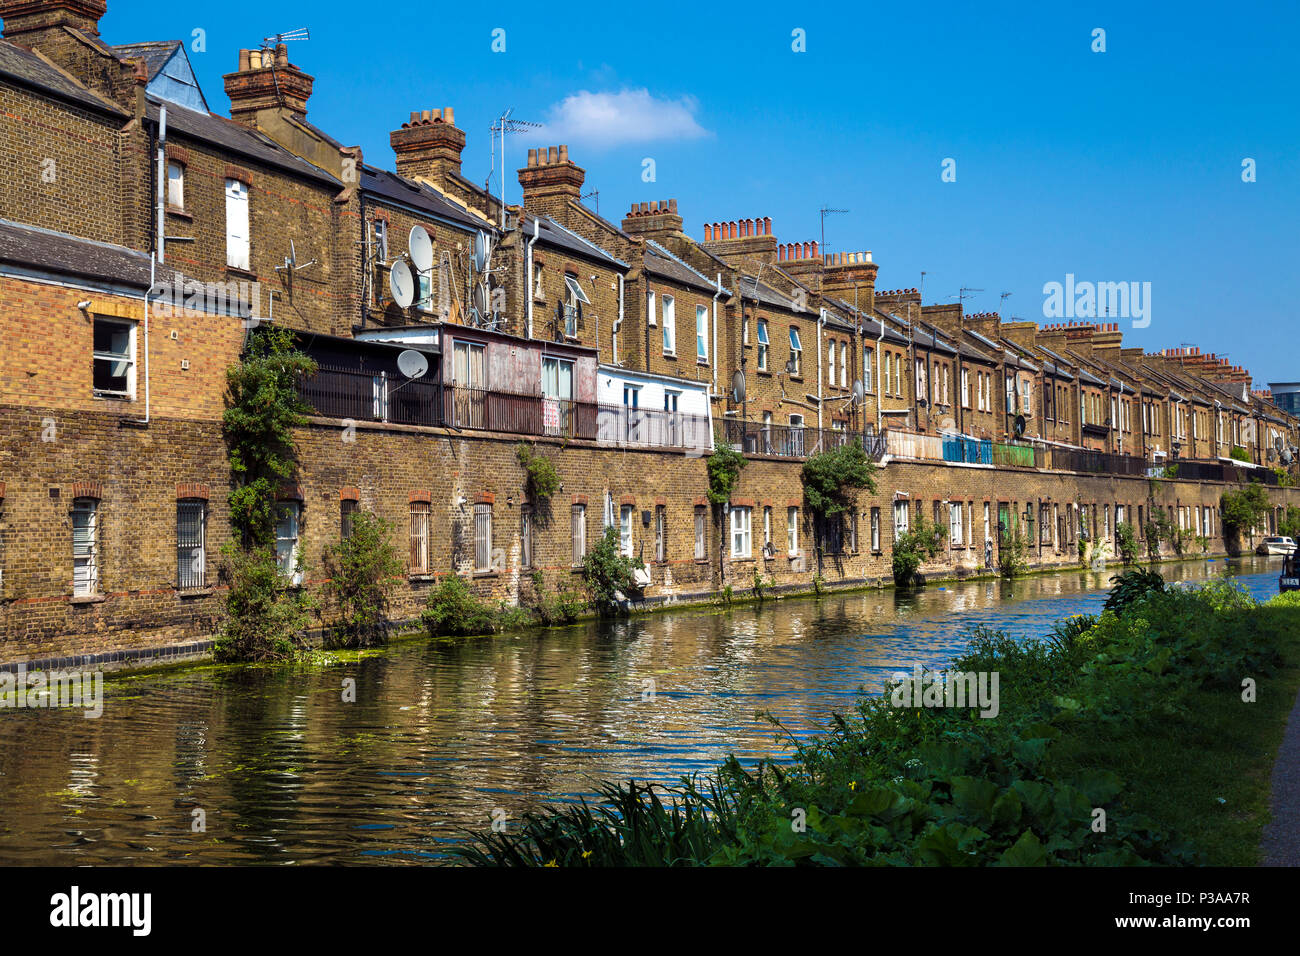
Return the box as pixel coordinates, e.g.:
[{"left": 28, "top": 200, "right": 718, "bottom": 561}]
[
  {"left": 704, "top": 224, "right": 712, "bottom": 241},
  {"left": 669, "top": 198, "right": 678, "bottom": 213},
  {"left": 558, "top": 145, "right": 569, "bottom": 163},
  {"left": 239, "top": 49, "right": 251, "bottom": 71},
  {"left": 811, "top": 241, "right": 819, "bottom": 258},
  {"left": 763, "top": 216, "right": 772, "bottom": 235},
  {"left": 248, "top": 49, "right": 263, "bottom": 69},
  {"left": 275, "top": 43, "right": 289, "bottom": 68},
  {"left": 445, "top": 107, "right": 456, "bottom": 126}
]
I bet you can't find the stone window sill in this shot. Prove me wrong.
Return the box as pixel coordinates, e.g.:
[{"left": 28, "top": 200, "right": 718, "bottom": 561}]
[
  {"left": 226, "top": 266, "right": 257, "bottom": 281},
  {"left": 177, "top": 587, "right": 214, "bottom": 599},
  {"left": 70, "top": 594, "right": 106, "bottom": 605},
  {"left": 166, "top": 206, "right": 193, "bottom": 221}
]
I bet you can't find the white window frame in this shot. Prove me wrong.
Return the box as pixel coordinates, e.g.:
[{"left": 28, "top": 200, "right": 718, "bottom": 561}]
[
  {"left": 275, "top": 501, "right": 302, "bottom": 585},
  {"left": 410, "top": 501, "right": 431, "bottom": 575},
  {"left": 177, "top": 498, "right": 206, "bottom": 590},
  {"left": 840, "top": 342, "right": 848, "bottom": 388},
  {"left": 694, "top": 507, "right": 706, "bottom": 561},
  {"left": 225, "top": 178, "right": 250, "bottom": 271},
  {"left": 730, "top": 506, "right": 752, "bottom": 558},
  {"left": 949, "top": 501, "right": 963, "bottom": 546},
  {"left": 757, "top": 320, "right": 769, "bottom": 371},
  {"left": 92, "top": 316, "right": 137, "bottom": 399},
  {"left": 572, "top": 504, "right": 587, "bottom": 566},
  {"left": 789, "top": 328, "right": 802, "bottom": 376},
  {"left": 72, "top": 497, "right": 98, "bottom": 597},
  {"left": 620, "top": 504, "right": 635, "bottom": 558},
  {"left": 894, "top": 500, "right": 910, "bottom": 537},
  {"left": 474, "top": 502, "right": 493, "bottom": 571},
  {"left": 696, "top": 305, "right": 708, "bottom": 362},
  {"left": 167, "top": 159, "right": 185, "bottom": 210},
  {"left": 662, "top": 294, "right": 676, "bottom": 354}
]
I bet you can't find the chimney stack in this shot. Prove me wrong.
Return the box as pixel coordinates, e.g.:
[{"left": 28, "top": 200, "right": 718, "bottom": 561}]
[
  {"left": 224, "top": 44, "right": 315, "bottom": 126},
  {"left": 0, "top": 0, "right": 105, "bottom": 40},
  {"left": 622, "top": 198, "right": 683, "bottom": 238},
  {"left": 518, "top": 144, "right": 585, "bottom": 216},
  {"left": 391, "top": 108, "right": 467, "bottom": 186}
]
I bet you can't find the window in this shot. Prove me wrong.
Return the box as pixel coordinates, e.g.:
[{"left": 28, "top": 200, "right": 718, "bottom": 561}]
[
  {"left": 871, "top": 508, "right": 881, "bottom": 551},
  {"left": 92, "top": 317, "right": 136, "bottom": 397},
  {"left": 72, "top": 497, "right": 98, "bottom": 597},
  {"left": 787, "top": 506, "right": 799, "bottom": 555},
  {"left": 894, "top": 500, "right": 910, "bottom": 536},
  {"left": 864, "top": 348, "right": 874, "bottom": 391},
  {"left": 1040, "top": 504, "right": 1052, "bottom": 546},
  {"left": 763, "top": 506, "right": 773, "bottom": 554},
  {"left": 949, "top": 501, "right": 963, "bottom": 546},
  {"left": 883, "top": 352, "right": 891, "bottom": 395},
  {"left": 840, "top": 342, "right": 849, "bottom": 388},
  {"left": 849, "top": 512, "right": 858, "bottom": 552},
  {"left": 340, "top": 498, "right": 357, "bottom": 539},
  {"left": 177, "top": 499, "right": 206, "bottom": 590},
  {"left": 647, "top": 290, "right": 656, "bottom": 326},
  {"left": 620, "top": 504, "right": 634, "bottom": 558},
  {"left": 655, "top": 506, "right": 667, "bottom": 562},
  {"left": 167, "top": 160, "right": 185, "bottom": 210},
  {"left": 696, "top": 305, "right": 709, "bottom": 361},
  {"left": 542, "top": 356, "right": 574, "bottom": 435},
  {"left": 275, "top": 502, "right": 301, "bottom": 585},
  {"left": 916, "top": 359, "right": 926, "bottom": 397},
  {"left": 662, "top": 294, "right": 676, "bottom": 354},
  {"left": 743, "top": 316, "right": 750, "bottom": 346},
  {"left": 453, "top": 341, "right": 487, "bottom": 388},
  {"left": 827, "top": 340, "right": 836, "bottom": 386},
  {"left": 894, "top": 355, "right": 903, "bottom": 397},
  {"left": 984, "top": 502, "right": 991, "bottom": 543},
  {"left": 961, "top": 368, "right": 970, "bottom": 408},
  {"left": 410, "top": 501, "right": 431, "bottom": 574},
  {"left": 757, "top": 320, "right": 769, "bottom": 370},
  {"left": 789, "top": 413, "right": 805, "bottom": 457},
  {"left": 572, "top": 504, "right": 587, "bottom": 565},
  {"left": 521, "top": 506, "right": 533, "bottom": 569},
  {"left": 789, "top": 328, "right": 802, "bottom": 376},
  {"left": 225, "top": 178, "right": 250, "bottom": 270},
  {"left": 474, "top": 502, "right": 493, "bottom": 571},
  {"left": 730, "top": 506, "right": 752, "bottom": 558},
  {"left": 942, "top": 364, "right": 950, "bottom": 405},
  {"left": 563, "top": 273, "right": 589, "bottom": 337},
  {"left": 694, "top": 507, "right": 707, "bottom": 560}
]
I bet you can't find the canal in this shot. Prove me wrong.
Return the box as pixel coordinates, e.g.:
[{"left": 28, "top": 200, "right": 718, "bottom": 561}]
[{"left": 0, "top": 556, "right": 1283, "bottom": 865}]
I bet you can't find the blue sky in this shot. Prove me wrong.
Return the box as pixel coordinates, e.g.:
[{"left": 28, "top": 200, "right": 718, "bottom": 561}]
[{"left": 101, "top": 0, "right": 1299, "bottom": 384}]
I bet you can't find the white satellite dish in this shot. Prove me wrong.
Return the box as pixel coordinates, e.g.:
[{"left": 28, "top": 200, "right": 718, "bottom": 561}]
[
  {"left": 409, "top": 226, "right": 434, "bottom": 273},
  {"left": 851, "top": 379, "right": 864, "bottom": 405},
  {"left": 389, "top": 259, "right": 415, "bottom": 308},
  {"left": 396, "top": 349, "right": 429, "bottom": 380},
  {"left": 473, "top": 231, "right": 491, "bottom": 273},
  {"left": 472, "top": 283, "right": 488, "bottom": 321},
  {"left": 730, "top": 370, "right": 746, "bottom": 403}
]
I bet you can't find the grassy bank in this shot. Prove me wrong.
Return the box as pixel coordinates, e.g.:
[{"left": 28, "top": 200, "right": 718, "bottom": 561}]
[{"left": 453, "top": 574, "right": 1300, "bottom": 866}]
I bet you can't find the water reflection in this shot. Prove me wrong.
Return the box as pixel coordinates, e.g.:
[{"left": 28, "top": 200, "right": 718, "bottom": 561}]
[{"left": 0, "top": 557, "right": 1280, "bottom": 865}]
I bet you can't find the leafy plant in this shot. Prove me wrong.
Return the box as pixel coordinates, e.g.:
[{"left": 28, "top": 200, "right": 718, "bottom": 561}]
[
  {"left": 752, "top": 569, "right": 774, "bottom": 602},
  {"left": 705, "top": 440, "right": 747, "bottom": 506},
  {"left": 1114, "top": 521, "right": 1138, "bottom": 565},
  {"left": 1230, "top": 446, "right": 1251, "bottom": 463},
  {"left": 1103, "top": 567, "right": 1166, "bottom": 617},
  {"left": 1221, "top": 484, "right": 1269, "bottom": 552},
  {"left": 422, "top": 574, "right": 497, "bottom": 637},
  {"left": 582, "top": 526, "right": 643, "bottom": 613},
  {"left": 516, "top": 443, "right": 561, "bottom": 504},
  {"left": 321, "top": 510, "right": 404, "bottom": 648},
  {"left": 891, "top": 512, "right": 947, "bottom": 586},
  {"left": 214, "top": 547, "right": 316, "bottom": 662},
  {"left": 531, "top": 571, "right": 585, "bottom": 626},
  {"left": 998, "top": 525, "right": 1029, "bottom": 579}
]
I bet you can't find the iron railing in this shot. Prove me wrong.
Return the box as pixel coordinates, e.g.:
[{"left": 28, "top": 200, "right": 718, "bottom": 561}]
[{"left": 722, "top": 420, "right": 882, "bottom": 460}]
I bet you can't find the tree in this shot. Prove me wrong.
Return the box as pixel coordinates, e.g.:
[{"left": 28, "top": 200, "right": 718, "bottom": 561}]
[
  {"left": 891, "top": 512, "right": 947, "bottom": 586},
  {"left": 802, "top": 439, "right": 877, "bottom": 571},
  {"left": 1221, "top": 483, "right": 1269, "bottom": 553},
  {"left": 582, "top": 526, "right": 643, "bottom": 613},
  {"left": 321, "top": 511, "right": 404, "bottom": 648}
]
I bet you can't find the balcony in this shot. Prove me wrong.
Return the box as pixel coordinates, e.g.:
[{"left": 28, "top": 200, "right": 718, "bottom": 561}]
[
  {"left": 721, "top": 420, "right": 886, "bottom": 460},
  {"left": 298, "top": 370, "right": 710, "bottom": 452}
]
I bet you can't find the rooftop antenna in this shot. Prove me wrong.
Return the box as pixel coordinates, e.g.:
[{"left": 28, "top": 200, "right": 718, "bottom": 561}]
[
  {"left": 260, "top": 27, "right": 310, "bottom": 49},
  {"left": 819, "top": 206, "right": 848, "bottom": 288},
  {"left": 919, "top": 271, "right": 926, "bottom": 301},
  {"left": 581, "top": 189, "right": 600, "bottom": 215},
  {"left": 959, "top": 286, "right": 984, "bottom": 306},
  {"left": 999, "top": 291, "right": 1012, "bottom": 312},
  {"left": 488, "top": 108, "right": 542, "bottom": 230}
]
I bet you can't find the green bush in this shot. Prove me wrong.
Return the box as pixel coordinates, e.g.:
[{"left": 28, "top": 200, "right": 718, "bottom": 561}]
[
  {"left": 516, "top": 443, "right": 561, "bottom": 503},
  {"left": 891, "top": 512, "right": 947, "bottom": 586},
  {"left": 422, "top": 574, "right": 497, "bottom": 637},
  {"left": 998, "top": 526, "right": 1029, "bottom": 579},
  {"left": 582, "top": 526, "right": 643, "bottom": 612},
  {"left": 1221, "top": 484, "right": 1269, "bottom": 550},
  {"left": 531, "top": 571, "right": 585, "bottom": 626},
  {"left": 1114, "top": 521, "right": 1138, "bottom": 565},
  {"left": 1230, "top": 446, "right": 1251, "bottom": 463},
  {"left": 1103, "top": 567, "right": 1166, "bottom": 617},
  {"left": 321, "top": 511, "right": 404, "bottom": 649},
  {"left": 214, "top": 547, "right": 316, "bottom": 662}
]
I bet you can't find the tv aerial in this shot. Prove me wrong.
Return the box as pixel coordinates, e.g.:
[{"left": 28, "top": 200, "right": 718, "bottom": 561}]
[
  {"left": 260, "top": 27, "right": 309, "bottom": 51},
  {"left": 488, "top": 108, "right": 542, "bottom": 229},
  {"left": 276, "top": 239, "right": 317, "bottom": 275}
]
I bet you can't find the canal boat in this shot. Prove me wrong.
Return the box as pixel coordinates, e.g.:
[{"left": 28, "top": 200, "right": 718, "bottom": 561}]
[
  {"left": 1282, "top": 551, "right": 1300, "bottom": 594},
  {"left": 1258, "top": 535, "right": 1298, "bottom": 556}
]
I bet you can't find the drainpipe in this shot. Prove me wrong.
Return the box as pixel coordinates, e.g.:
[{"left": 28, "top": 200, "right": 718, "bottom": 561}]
[
  {"left": 712, "top": 273, "right": 722, "bottom": 394},
  {"left": 816, "top": 308, "right": 825, "bottom": 431},
  {"left": 613, "top": 272, "right": 624, "bottom": 365},
  {"left": 525, "top": 218, "right": 539, "bottom": 339},
  {"left": 156, "top": 106, "right": 167, "bottom": 265},
  {"left": 875, "top": 318, "right": 885, "bottom": 434}
]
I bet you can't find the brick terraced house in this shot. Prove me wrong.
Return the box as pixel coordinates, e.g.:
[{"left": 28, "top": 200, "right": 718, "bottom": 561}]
[{"left": 1, "top": 0, "right": 1298, "bottom": 668}]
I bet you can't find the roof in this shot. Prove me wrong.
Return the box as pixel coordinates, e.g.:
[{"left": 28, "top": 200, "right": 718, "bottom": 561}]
[
  {"left": 110, "top": 41, "right": 179, "bottom": 80},
  {"left": 645, "top": 240, "right": 728, "bottom": 295},
  {"left": 146, "top": 98, "right": 339, "bottom": 187},
  {"left": 0, "top": 217, "right": 186, "bottom": 290},
  {"left": 0, "top": 39, "right": 127, "bottom": 116},
  {"left": 361, "top": 165, "right": 492, "bottom": 233},
  {"left": 532, "top": 215, "right": 628, "bottom": 270}
]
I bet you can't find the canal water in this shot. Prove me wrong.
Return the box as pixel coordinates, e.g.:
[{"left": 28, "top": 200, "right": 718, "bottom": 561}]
[{"left": 0, "top": 557, "right": 1282, "bottom": 865}]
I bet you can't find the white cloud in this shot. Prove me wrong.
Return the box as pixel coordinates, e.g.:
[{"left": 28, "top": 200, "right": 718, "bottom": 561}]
[{"left": 537, "top": 89, "right": 709, "bottom": 148}]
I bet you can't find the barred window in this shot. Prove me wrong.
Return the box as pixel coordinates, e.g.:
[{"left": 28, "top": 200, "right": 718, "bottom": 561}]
[
  {"left": 655, "top": 506, "right": 667, "bottom": 563},
  {"left": 694, "top": 507, "right": 706, "bottom": 561},
  {"left": 72, "top": 497, "right": 98, "bottom": 597},
  {"left": 521, "top": 506, "right": 533, "bottom": 569},
  {"left": 474, "top": 503, "right": 492, "bottom": 571},
  {"left": 410, "top": 501, "right": 430, "bottom": 574},
  {"left": 341, "top": 498, "right": 357, "bottom": 539},
  {"left": 871, "top": 508, "right": 881, "bottom": 551},
  {"left": 572, "top": 504, "right": 587, "bottom": 566},
  {"left": 177, "top": 499, "right": 206, "bottom": 590},
  {"left": 275, "top": 502, "right": 302, "bottom": 585}
]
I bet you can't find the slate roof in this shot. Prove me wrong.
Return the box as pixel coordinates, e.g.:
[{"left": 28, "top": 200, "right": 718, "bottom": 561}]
[
  {"left": 0, "top": 217, "right": 183, "bottom": 289},
  {"left": 530, "top": 215, "right": 627, "bottom": 270},
  {"left": 110, "top": 41, "right": 179, "bottom": 80},
  {"left": 362, "top": 166, "right": 492, "bottom": 233},
  {"left": 645, "top": 240, "right": 728, "bottom": 295},
  {"left": 0, "top": 39, "right": 126, "bottom": 115}
]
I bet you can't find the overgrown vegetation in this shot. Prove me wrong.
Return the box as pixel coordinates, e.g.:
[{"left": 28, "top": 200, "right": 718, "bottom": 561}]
[
  {"left": 531, "top": 571, "right": 585, "bottom": 626},
  {"left": 1278, "top": 505, "right": 1300, "bottom": 540},
  {"left": 1113, "top": 521, "right": 1138, "bottom": 565},
  {"left": 1102, "top": 567, "right": 1166, "bottom": 617},
  {"left": 1230, "top": 446, "right": 1251, "bottom": 463},
  {"left": 1221, "top": 483, "right": 1270, "bottom": 552},
  {"left": 516, "top": 443, "right": 561, "bottom": 504},
  {"left": 891, "top": 512, "right": 947, "bottom": 587},
  {"left": 320, "top": 511, "right": 404, "bottom": 649},
  {"left": 705, "top": 439, "right": 747, "bottom": 505},
  {"left": 998, "top": 525, "right": 1029, "bottom": 579},
  {"left": 1143, "top": 509, "right": 1174, "bottom": 559},
  {"left": 422, "top": 574, "right": 498, "bottom": 637},
  {"left": 582, "top": 526, "right": 643, "bottom": 613},
  {"left": 216, "top": 326, "right": 318, "bottom": 662},
  {"left": 455, "top": 573, "right": 1300, "bottom": 866}
]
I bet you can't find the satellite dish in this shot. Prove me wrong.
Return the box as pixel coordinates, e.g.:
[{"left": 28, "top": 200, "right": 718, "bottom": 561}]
[
  {"left": 1276, "top": 437, "right": 1286, "bottom": 452},
  {"left": 473, "top": 231, "right": 491, "bottom": 273},
  {"left": 785, "top": 358, "right": 797, "bottom": 375},
  {"left": 851, "top": 379, "right": 864, "bottom": 406},
  {"left": 1014, "top": 414, "right": 1027, "bottom": 438},
  {"left": 731, "top": 370, "right": 746, "bottom": 403},
  {"left": 396, "top": 349, "right": 429, "bottom": 380},
  {"left": 408, "top": 226, "right": 434, "bottom": 273},
  {"left": 389, "top": 259, "right": 414, "bottom": 308},
  {"left": 472, "top": 283, "right": 488, "bottom": 322}
]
